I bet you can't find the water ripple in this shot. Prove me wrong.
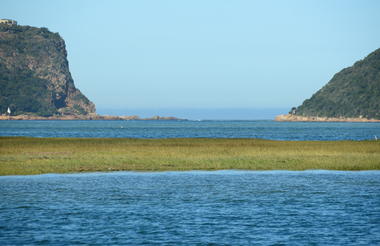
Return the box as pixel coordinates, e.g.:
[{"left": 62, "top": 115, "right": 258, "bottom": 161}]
[
  {"left": 0, "top": 171, "right": 379, "bottom": 245},
  {"left": 1, "top": 120, "right": 380, "bottom": 140}
]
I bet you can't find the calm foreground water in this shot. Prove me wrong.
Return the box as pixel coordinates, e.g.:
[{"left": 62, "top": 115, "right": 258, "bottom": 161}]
[
  {"left": 1, "top": 120, "right": 380, "bottom": 140},
  {"left": 0, "top": 171, "right": 379, "bottom": 245}
]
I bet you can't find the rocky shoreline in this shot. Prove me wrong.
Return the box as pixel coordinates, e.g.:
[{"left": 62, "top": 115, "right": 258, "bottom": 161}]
[
  {"left": 275, "top": 114, "right": 380, "bottom": 122},
  {"left": 0, "top": 114, "right": 186, "bottom": 121}
]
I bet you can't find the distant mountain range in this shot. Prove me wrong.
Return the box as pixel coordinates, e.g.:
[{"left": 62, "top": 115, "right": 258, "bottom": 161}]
[
  {"left": 0, "top": 21, "right": 95, "bottom": 116},
  {"left": 291, "top": 48, "right": 380, "bottom": 120}
]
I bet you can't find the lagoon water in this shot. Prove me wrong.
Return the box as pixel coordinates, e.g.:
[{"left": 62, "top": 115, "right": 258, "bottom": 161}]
[
  {"left": 0, "top": 171, "right": 379, "bottom": 245},
  {"left": 1, "top": 120, "right": 380, "bottom": 140},
  {"left": 1, "top": 121, "right": 380, "bottom": 245}
]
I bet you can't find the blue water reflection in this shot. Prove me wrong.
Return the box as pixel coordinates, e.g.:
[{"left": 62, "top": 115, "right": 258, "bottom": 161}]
[
  {"left": 1, "top": 120, "right": 380, "bottom": 140},
  {"left": 1, "top": 171, "right": 379, "bottom": 245}
]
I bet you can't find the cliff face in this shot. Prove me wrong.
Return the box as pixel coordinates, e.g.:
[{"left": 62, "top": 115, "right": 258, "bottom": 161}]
[
  {"left": 293, "top": 48, "right": 380, "bottom": 119},
  {"left": 0, "top": 23, "right": 95, "bottom": 116}
]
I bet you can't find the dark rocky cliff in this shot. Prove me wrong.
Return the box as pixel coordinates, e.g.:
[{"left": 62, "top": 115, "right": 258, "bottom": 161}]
[
  {"left": 292, "top": 48, "right": 380, "bottom": 119},
  {"left": 0, "top": 22, "right": 95, "bottom": 116}
]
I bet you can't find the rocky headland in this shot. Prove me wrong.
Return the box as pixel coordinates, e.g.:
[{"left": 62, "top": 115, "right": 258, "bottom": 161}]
[
  {"left": 277, "top": 48, "right": 380, "bottom": 122},
  {"left": 0, "top": 21, "right": 188, "bottom": 121},
  {"left": 0, "top": 21, "right": 94, "bottom": 116}
]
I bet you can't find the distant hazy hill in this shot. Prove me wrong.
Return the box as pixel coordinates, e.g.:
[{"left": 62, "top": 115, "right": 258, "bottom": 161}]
[
  {"left": 293, "top": 48, "right": 380, "bottom": 119},
  {"left": 0, "top": 22, "right": 95, "bottom": 116}
]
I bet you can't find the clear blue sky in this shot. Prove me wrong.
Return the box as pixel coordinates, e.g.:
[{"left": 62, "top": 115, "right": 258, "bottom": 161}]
[{"left": 1, "top": 0, "right": 380, "bottom": 119}]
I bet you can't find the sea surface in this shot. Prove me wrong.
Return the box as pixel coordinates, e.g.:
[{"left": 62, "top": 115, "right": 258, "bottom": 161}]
[
  {"left": 1, "top": 120, "right": 380, "bottom": 140},
  {"left": 0, "top": 171, "right": 379, "bottom": 245}
]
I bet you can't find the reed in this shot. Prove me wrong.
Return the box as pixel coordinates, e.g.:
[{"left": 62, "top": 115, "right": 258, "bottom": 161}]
[{"left": 0, "top": 137, "right": 379, "bottom": 175}]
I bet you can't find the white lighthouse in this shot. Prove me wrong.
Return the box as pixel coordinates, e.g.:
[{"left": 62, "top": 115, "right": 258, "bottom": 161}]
[{"left": 7, "top": 107, "right": 11, "bottom": 115}]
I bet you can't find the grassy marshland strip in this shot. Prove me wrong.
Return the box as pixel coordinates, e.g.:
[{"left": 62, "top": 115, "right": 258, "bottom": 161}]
[{"left": 0, "top": 137, "right": 379, "bottom": 175}]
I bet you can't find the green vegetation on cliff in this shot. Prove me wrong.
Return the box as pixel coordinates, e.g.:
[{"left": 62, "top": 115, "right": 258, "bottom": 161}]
[
  {"left": 294, "top": 48, "right": 380, "bottom": 119},
  {"left": 0, "top": 63, "right": 56, "bottom": 116},
  {"left": 0, "top": 23, "right": 95, "bottom": 116}
]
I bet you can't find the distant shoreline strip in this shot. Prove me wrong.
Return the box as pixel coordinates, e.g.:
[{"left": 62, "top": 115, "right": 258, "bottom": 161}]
[{"left": 275, "top": 114, "right": 380, "bottom": 122}]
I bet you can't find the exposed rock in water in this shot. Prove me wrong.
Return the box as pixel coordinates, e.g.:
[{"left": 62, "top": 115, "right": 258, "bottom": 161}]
[
  {"left": 0, "top": 115, "right": 187, "bottom": 121},
  {"left": 0, "top": 21, "right": 95, "bottom": 116}
]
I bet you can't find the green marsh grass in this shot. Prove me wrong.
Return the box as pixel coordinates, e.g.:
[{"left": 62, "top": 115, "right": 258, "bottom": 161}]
[{"left": 0, "top": 137, "right": 379, "bottom": 175}]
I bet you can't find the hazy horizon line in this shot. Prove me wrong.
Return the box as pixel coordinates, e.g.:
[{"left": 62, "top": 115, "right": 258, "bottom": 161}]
[{"left": 96, "top": 107, "right": 290, "bottom": 120}]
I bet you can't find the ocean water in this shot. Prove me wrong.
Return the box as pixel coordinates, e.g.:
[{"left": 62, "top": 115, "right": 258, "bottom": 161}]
[
  {"left": 1, "top": 120, "right": 380, "bottom": 140},
  {"left": 0, "top": 171, "right": 379, "bottom": 245}
]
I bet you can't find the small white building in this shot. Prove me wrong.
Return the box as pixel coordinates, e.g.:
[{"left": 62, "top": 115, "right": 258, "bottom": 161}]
[{"left": 0, "top": 19, "right": 17, "bottom": 25}]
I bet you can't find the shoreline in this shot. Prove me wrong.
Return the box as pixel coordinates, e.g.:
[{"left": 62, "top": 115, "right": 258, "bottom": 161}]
[
  {"left": 3, "top": 114, "right": 380, "bottom": 122},
  {"left": 0, "top": 114, "right": 186, "bottom": 121},
  {"left": 1, "top": 137, "right": 379, "bottom": 175},
  {"left": 275, "top": 114, "right": 380, "bottom": 122},
  {"left": 2, "top": 169, "right": 379, "bottom": 177}
]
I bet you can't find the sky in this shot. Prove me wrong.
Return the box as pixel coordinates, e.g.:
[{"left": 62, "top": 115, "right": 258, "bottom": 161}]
[{"left": 1, "top": 0, "right": 380, "bottom": 119}]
